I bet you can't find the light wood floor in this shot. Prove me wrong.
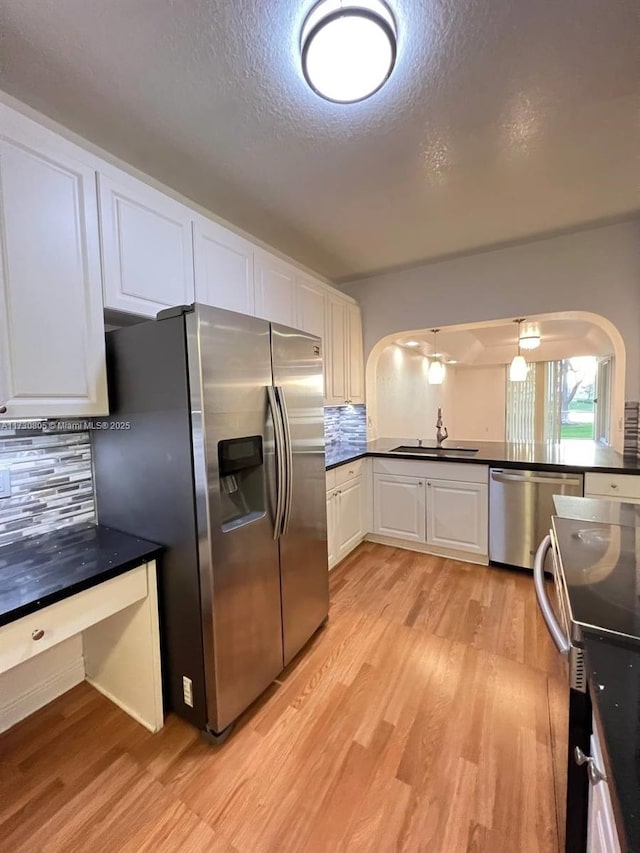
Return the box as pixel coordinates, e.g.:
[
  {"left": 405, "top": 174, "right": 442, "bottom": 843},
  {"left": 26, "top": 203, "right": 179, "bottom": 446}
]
[{"left": 0, "top": 543, "right": 568, "bottom": 853}]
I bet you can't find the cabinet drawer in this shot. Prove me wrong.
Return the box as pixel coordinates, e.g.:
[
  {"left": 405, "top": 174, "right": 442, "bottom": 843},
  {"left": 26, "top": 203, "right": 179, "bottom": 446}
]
[
  {"left": 585, "top": 472, "right": 640, "bottom": 500},
  {"left": 326, "top": 469, "right": 337, "bottom": 491},
  {"left": 0, "top": 566, "right": 148, "bottom": 675},
  {"left": 335, "top": 458, "right": 364, "bottom": 486}
]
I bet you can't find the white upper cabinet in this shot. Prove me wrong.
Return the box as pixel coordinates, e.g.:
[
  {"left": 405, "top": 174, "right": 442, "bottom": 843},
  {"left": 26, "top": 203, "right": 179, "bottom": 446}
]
[
  {"left": 98, "top": 171, "right": 195, "bottom": 317},
  {"left": 325, "top": 296, "right": 348, "bottom": 405},
  {"left": 325, "top": 295, "right": 365, "bottom": 406},
  {"left": 254, "top": 251, "right": 297, "bottom": 327},
  {"left": 0, "top": 107, "right": 108, "bottom": 418},
  {"left": 193, "top": 215, "right": 254, "bottom": 315},
  {"left": 347, "top": 303, "right": 365, "bottom": 404},
  {"left": 295, "top": 275, "right": 326, "bottom": 339}
]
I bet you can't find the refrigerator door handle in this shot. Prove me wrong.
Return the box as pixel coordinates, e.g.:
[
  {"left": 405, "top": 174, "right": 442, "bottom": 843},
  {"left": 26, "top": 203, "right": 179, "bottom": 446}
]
[
  {"left": 275, "top": 386, "right": 294, "bottom": 536},
  {"left": 267, "top": 386, "right": 286, "bottom": 539}
]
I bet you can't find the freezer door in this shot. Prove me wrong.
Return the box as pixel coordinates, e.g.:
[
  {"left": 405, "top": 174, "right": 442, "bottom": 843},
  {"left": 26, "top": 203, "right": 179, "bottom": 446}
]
[
  {"left": 271, "top": 323, "right": 329, "bottom": 665},
  {"left": 186, "top": 305, "right": 284, "bottom": 734}
]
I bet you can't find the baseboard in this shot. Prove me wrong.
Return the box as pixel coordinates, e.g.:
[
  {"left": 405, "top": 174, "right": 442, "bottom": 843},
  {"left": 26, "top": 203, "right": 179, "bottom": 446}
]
[
  {"left": 0, "top": 654, "right": 85, "bottom": 734},
  {"left": 364, "top": 534, "right": 488, "bottom": 566}
]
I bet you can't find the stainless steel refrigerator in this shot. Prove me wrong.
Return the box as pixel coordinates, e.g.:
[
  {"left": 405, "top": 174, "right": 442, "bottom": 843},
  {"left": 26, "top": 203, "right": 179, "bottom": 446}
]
[{"left": 93, "top": 304, "right": 328, "bottom": 740}]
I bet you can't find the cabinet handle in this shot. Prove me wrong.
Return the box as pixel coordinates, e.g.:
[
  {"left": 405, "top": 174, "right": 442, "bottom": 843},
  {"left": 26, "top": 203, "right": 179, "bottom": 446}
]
[
  {"left": 610, "top": 483, "right": 618, "bottom": 489},
  {"left": 0, "top": 405, "right": 7, "bottom": 414},
  {"left": 31, "top": 628, "right": 45, "bottom": 641},
  {"left": 418, "top": 481, "right": 423, "bottom": 486},
  {"left": 574, "top": 747, "right": 607, "bottom": 785}
]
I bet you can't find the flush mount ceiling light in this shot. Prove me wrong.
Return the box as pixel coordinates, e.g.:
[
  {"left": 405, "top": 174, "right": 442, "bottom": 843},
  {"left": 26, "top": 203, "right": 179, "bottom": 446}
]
[
  {"left": 301, "top": 0, "right": 397, "bottom": 104},
  {"left": 519, "top": 323, "right": 541, "bottom": 350},
  {"left": 405, "top": 340, "right": 420, "bottom": 347},
  {"left": 428, "top": 329, "right": 445, "bottom": 384},
  {"left": 509, "top": 319, "right": 529, "bottom": 382},
  {"left": 519, "top": 334, "right": 541, "bottom": 350}
]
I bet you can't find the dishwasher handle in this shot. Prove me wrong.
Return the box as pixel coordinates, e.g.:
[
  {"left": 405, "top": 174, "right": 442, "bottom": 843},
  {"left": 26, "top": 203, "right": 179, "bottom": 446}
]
[
  {"left": 533, "top": 534, "right": 571, "bottom": 656},
  {"left": 491, "top": 470, "right": 583, "bottom": 488}
]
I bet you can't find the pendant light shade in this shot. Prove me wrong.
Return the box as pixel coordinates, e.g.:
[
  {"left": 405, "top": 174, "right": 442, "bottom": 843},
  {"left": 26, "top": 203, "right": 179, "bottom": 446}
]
[
  {"left": 428, "top": 360, "right": 445, "bottom": 384},
  {"left": 509, "top": 355, "right": 529, "bottom": 382},
  {"left": 428, "top": 328, "right": 445, "bottom": 384},
  {"left": 509, "top": 319, "right": 529, "bottom": 382}
]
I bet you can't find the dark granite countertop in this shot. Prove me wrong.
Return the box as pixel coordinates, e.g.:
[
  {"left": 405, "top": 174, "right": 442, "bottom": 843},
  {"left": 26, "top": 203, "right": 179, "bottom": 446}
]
[
  {"left": 554, "top": 494, "right": 640, "bottom": 526},
  {"left": 326, "top": 438, "right": 640, "bottom": 473},
  {"left": 0, "top": 522, "right": 163, "bottom": 627},
  {"left": 584, "top": 631, "right": 640, "bottom": 853}
]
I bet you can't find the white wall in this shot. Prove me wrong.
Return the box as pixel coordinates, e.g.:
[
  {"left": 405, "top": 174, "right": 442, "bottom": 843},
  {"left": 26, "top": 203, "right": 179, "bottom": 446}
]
[
  {"left": 450, "top": 365, "right": 506, "bottom": 441},
  {"left": 373, "top": 352, "right": 506, "bottom": 442},
  {"left": 342, "top": 220, "right": 640, "bottom": 401},
  {"left": 375, "top": 345, "right": 455, "bottom": 439}
]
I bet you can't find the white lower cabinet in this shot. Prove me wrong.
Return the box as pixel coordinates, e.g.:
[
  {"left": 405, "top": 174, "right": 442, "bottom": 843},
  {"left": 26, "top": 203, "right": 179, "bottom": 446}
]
[
  {"left": 326, "top": 465, "right": 365, "bottom": 569},
  {"left": 337, "top": 477, "right": 364, "bottom": 561},
  {"left": 587, "top": 716, "right": 621, "bottom": 853},
  {"left": 373, "top": 474, "right": 426, "bottom": 542},
  {"left": 327, "top": 490, "right": 339, "bottom": 568},
  {"left": 371, "top": 460, "right": 489, "bottom": 561},
  {"left": 426, "top": 479, "right": 488, "bottom": 556}
]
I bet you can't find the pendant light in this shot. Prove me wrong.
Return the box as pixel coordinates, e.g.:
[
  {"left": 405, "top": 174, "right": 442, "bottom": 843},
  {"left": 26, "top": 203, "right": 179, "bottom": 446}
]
[
  {"left": 428, "top": 329, "right": 445, "bottom": 384},
  {"left": 509, "top": 319, "right": 529, "bottom": 382},
  {"left": 301, "top": 0, "right": 397, "bottom": 104}
]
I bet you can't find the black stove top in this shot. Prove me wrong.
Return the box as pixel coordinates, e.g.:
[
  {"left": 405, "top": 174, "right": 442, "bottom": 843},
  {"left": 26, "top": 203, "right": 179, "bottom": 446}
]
[{"left": 552, "top": 517, "right": 640, "bottom": 643}]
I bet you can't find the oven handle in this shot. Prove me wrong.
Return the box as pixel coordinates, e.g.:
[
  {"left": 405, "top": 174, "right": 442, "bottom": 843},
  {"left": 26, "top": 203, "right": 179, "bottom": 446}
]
[{"left": 533, "top": 534, "right": 571, "bottom": 656}]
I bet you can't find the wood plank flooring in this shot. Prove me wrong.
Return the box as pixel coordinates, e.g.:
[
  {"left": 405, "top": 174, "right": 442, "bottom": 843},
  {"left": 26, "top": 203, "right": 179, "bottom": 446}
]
[{"left": 0, "top": 543, "right": 568, "bottom": 853}]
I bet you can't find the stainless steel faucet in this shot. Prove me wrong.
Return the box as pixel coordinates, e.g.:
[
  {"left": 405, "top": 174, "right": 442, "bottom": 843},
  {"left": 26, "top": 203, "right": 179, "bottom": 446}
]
[{"left": 436, "top": 407, "right": 448, "bottom": 446}]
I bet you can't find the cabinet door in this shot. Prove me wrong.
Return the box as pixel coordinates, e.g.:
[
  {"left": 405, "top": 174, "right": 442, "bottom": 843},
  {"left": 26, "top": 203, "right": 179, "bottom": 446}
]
[
  {"left": 337, "top": 477, "right": 364, "bottom": 560},
  {"left": 373, "top": 474, "right": 426, "bottom": 542},
  {"left": 193, "top": 216, "right": 254, "bottom": 315},
  {"left": 587, "top": 727, "right": 621, "bottom": 853},
  {"left": 325, "top": 296, "right": 347, "bottom": 405},
  {"left": 327, "top": 490, "right": 338, "bottom": 569},
  {"left": 0, "top": 107, "right": 108, "bottom": 418},
  {"left": 426, "top": 480, "right": 488, "bottom": 555},
  {"left": 346, "top": 304, "right": 365, "bottom": 404},
  {"left": 254, "top": 252, "right": 296, "bottom": 326},
  {"left": 295, "top": 276, "right": 326, "bottom": 339},
  {"left": 98, "top": 172, "right": 194, "bottom": 316}
]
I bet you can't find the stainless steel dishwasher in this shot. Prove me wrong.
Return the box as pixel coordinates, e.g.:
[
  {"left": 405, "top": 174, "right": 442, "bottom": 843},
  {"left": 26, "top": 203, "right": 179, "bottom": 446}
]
[{"left": 489, "top": 468, "right": 583, "bottom": 570}]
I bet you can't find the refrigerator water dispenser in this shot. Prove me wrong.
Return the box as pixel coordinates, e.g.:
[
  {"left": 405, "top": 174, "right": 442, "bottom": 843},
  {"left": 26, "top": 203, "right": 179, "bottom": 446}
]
[{"left": 218, "top": 436, "right": 265, "bottom": 532}]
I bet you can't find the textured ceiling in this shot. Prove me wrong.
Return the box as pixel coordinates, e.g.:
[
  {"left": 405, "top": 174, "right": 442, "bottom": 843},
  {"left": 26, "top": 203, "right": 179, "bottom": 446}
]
[{"left": 1, "top": 0, "right": 639, "bottom": 280}]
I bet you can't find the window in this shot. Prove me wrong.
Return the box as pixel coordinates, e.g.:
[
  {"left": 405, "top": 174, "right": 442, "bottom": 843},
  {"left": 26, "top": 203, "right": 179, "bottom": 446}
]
[{"left": 506, "top": 356, "right": 610, "bottom": 445}]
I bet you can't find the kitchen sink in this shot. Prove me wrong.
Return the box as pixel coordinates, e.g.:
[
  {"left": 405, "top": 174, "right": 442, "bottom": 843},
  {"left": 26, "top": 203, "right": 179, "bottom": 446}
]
[{"left": 390, "top": 445, "right": 479, "bottom": 456}]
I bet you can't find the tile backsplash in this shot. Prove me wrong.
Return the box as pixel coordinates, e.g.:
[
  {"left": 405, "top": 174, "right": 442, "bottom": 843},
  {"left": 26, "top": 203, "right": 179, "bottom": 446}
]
[
  {"left": 324, "top": 404, "right": 367, "bottom": 450},
  {"left": 624, "top": 402, "right": 640, "bottom": 458},
  {"left": 0, "top": 432, "right": 95, "bottom": 546}
]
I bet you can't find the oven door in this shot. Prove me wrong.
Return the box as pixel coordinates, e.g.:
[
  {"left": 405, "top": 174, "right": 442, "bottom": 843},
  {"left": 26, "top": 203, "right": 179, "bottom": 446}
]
[{"left": 534, "top": 532, "right": 590, "bottom": 853}]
